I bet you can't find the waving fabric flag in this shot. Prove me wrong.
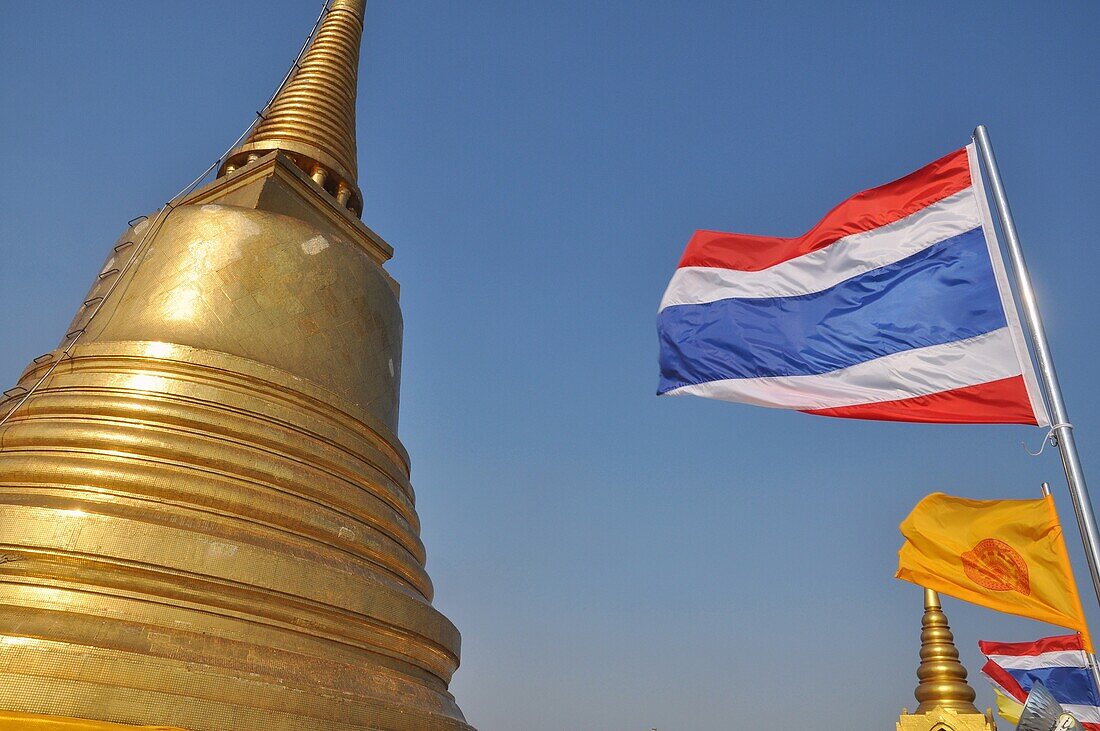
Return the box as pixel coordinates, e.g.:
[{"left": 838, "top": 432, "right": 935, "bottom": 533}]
[
  {"left": 657, "top": 145, "right": 1049, "bottom": 425},
  {"left": 897, "top": 493, "right": 1091, "bottom": 650},
  {"left": 980, "top": 634, "right": 1100, "bottom": 729}
]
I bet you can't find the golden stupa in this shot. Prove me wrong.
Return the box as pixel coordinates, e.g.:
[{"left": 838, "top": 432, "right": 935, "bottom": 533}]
[
  {"left": 0, "top": 1, "right": 475, "bottom": 729},
  {"left": 897, "top": 590, "right": 997, "bottom": 731}
]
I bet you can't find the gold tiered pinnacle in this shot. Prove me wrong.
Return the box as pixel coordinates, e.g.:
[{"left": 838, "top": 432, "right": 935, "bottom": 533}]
[
  {"left": 915, "top": 588, "right": 980, "bottom": 713},
  {"left": 221, "top": 0, "right": 366, "bottom": 216},
  {"left": 897, "top": 589, "right": 997, "bottom": 731}
]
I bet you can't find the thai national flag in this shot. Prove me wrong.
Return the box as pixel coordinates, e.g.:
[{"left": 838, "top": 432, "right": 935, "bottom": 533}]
[
  {"left": 657, "top": 145, "right": 1050, "bottom": 425},
  {"left": 980, "top": 634, "right": 1100, "bottom": 729}
]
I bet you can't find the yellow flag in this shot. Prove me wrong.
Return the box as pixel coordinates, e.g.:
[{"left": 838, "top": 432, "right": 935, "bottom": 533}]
[
  {"left": 991, "top": 687, "right": 1023, "bottom": 726},
  {"left": 896, "top": 492, "right": 1091, "bottom": 651}
]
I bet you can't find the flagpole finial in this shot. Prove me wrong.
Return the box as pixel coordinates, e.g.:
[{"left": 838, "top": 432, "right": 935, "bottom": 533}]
[{"left": 913, "top": 589, "right": 981, "bottom": 714}]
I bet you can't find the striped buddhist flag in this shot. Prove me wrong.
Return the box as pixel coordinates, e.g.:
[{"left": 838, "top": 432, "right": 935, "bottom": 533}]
[
  {"left": 657, "top": 145, "right": 1049, "bottom": 425},
  {"left": 980, "top": 634, "right": 1100, "bottom": 729}
]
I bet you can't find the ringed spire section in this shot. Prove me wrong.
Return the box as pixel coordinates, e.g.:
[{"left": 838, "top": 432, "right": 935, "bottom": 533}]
[
  {"left": 221, "top": 0, "right": 366, "bottom": 216},
  {"left": 896, "top": 589, "right": 998, "bottom": 731},
  {"left": 914, "top": 589, "right": 980, "bottom": 714}
]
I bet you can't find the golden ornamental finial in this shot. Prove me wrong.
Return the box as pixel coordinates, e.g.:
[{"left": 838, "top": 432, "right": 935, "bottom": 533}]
[
  {"left": 221, "top": 0, "right": 366, "bottom": 216},
  {"left": 914, "top": 588, "right": 980, "bottom": 714}
]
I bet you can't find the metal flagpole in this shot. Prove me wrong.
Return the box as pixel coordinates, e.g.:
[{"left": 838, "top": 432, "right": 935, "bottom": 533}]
[{"left": 972, "top": 124, "right": 1100, "bottom": 608}]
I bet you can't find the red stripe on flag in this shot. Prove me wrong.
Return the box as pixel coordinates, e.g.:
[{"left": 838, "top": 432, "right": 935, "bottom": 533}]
[
  {"left": 679, "top": 147, "right": 972, "bottom": 271},
  {"left": 979, "top": 634, "right": 1086, "bottom": 657},
  {"left": 982, "top": 660, "right": 1029, "bottom": 703},
  {"left": 801, "top": 376, "right": 1039, "bottom": 425}
]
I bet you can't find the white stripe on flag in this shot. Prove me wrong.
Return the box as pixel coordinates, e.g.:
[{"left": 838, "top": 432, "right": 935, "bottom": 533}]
[
  {"left": 659, "top": 188, "right": 980, "bottom": 308},
  {"left": 664, "top": 327, "right": 1021, "bottom": 410},
  {"left": 1062, "top": 704, "right": 1100, "bottom": 723},
  {"left": 966, "top": 143, "right": 1051, "bottom": 427},
  {"left": 985, "top": 650, "right": 1090, "bottom": 671},
  {"left": 983, "top": 670, "right": 1023, "bottom": 702}
]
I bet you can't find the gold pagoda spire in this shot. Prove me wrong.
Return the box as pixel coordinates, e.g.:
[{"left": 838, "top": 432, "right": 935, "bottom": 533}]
[
  {"left": 0, "top": 1, "right": 475, "bottom": 728},
  {"left": 221, "top": 0, "right": 366, "bottom": 216},
  {"left": 897, "top": 589, "right": 996, "bottom": 731},
  {"left": 914, "top": 588, "right": 979, "bottom": 713}
]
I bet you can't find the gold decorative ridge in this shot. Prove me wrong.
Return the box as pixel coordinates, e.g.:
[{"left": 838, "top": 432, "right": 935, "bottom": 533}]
[{"left": 0, "top": 710, "right": 183, "bottom": 730}]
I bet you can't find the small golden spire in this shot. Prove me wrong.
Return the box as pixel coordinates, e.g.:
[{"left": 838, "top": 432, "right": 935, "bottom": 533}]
[
  {"left": 221, "top": 0, "right": 366, "bottom": 215},
  {"left": 914, "top": 588, "right": 980, "bottom": 714}
]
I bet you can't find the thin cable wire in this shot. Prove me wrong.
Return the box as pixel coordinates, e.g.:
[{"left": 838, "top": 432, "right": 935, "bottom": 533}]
[{"left": 0, "top": 1, "right": 333, "bottom": 431}]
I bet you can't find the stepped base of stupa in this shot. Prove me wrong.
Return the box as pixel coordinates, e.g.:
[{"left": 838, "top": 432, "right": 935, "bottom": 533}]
[{"left": 0, "top": 711, "right": 183, "bottom": 730}]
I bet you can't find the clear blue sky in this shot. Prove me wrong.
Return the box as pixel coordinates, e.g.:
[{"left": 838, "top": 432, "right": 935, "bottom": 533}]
[{"left": 2, "top": 2, "right": 1099, "bottom": 729}]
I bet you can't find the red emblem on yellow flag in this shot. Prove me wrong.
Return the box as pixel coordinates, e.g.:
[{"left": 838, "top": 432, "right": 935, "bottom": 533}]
[
  {"left": 962, "top": 538, "right": 1031, "bottom": 595},
  {"left": 897, "top": 492, "right": 1091, "bottom": 651}
]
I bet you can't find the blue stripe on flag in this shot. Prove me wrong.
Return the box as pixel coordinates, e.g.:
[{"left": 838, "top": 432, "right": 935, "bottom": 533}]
[
  {"left": 1005, "top": 666, "right": 1100, "bottom": 706},
  {"left": 657, "top": 227, "right": 1005, "bottom": 393}
]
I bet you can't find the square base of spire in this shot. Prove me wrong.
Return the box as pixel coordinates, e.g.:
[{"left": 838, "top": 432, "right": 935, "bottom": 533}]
[
  {"left": 897, "top": 706, "right": 998, "bottom": 731},
  {"left": 187, "top": 151, "right": 393, "bottom": 268}
]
